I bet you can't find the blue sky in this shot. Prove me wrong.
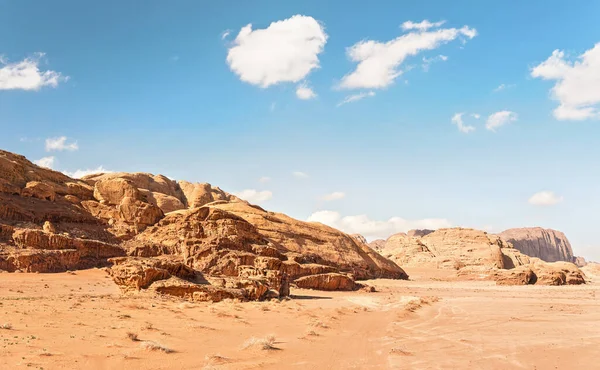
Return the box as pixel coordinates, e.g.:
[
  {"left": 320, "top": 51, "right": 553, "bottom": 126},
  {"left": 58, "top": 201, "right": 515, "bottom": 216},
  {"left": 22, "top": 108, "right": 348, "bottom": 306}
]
[{"left": 2, "top": 1, "right": 600, "bottom": 260}]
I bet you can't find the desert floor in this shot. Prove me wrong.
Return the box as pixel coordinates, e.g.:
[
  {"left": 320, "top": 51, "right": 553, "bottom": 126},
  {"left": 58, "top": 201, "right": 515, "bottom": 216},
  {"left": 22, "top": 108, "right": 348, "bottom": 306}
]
[{"left": 1, "top": 268, "right": 598, "bottom": 370}]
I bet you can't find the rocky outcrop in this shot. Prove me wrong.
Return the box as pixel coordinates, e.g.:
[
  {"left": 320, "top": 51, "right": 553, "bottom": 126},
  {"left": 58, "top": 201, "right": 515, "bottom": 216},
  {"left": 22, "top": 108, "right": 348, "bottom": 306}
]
[
  {"left": 573, "top": 256, "right": 587, "bottom": 267},
  {"left": 376, "top": 227, "right": 584, "bottom": 286},
  {"left": 1, "top": 149, "right": 406, "bottom": 300},
  {"left": 407, "top": 229, "right": 434, "bottom": 238},
  {"left": 498, "top": 228, "right": 574, "bottom": 263}
]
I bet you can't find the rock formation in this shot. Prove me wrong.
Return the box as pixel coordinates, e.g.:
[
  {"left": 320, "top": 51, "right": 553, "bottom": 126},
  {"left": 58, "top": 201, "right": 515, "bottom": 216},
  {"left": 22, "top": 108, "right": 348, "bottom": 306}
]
[
  {"left": 0, "top": 149, "right": 406, "bottom": 301},
  {"left": 498, "top": 227, "right": 574, "bottom": 263},
  {"left": 375, "top": 228, "right": 585, "bottom": 286}
]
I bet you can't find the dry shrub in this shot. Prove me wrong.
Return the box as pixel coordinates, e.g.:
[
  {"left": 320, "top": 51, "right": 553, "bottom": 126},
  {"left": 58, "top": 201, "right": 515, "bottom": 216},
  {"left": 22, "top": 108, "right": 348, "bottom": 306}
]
[
  {"left": 140, "top": 341, "right": 174, "bottom": 353},
  {"left": 242, "top": 335, "right": 278, "bottom": 350}
]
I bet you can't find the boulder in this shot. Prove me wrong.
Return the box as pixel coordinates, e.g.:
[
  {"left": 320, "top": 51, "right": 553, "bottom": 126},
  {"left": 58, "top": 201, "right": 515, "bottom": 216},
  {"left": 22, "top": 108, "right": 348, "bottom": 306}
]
[
  {"left": 294, "top": 273, "right": 356, "bottom": 291},
  {"left": 21, "top": 181, "right": 56, "bottom": 201}
]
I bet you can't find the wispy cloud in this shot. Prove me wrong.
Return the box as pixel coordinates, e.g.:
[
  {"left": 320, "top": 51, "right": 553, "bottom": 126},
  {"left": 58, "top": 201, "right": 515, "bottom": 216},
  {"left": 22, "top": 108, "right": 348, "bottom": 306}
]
[
  {"left": 486, "top": 111, "right": 518, "bottom": 132},
  {"left": 337, "top": 91, "right": 375, "bottom": 107},
  {"left": 338, "top": 21, "right": 476, "bottom": 89},
  {"left": 422, "top": 54, "right": 448, "bottom": 71},
  {"left": 493, "top": 83, "right": 515, "bottom": 92},
  {"left": 292, "top": 171, "right": 309, "bottom": 179},
  {"left": 451, "top": 113, "right": 476, "bottom": 133}
]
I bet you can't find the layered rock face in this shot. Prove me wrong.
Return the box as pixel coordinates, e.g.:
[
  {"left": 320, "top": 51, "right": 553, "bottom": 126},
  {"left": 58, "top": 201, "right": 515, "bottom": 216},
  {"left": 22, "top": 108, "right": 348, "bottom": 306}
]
[
  {"left": 0, "top": 149, "right": 406, "bottom": 301},
  {"left": 498, "top": 228, "right": 574, "bottom": 263},
  {"left": 374, "top": 227, "right": 585, "bottom": 286}
]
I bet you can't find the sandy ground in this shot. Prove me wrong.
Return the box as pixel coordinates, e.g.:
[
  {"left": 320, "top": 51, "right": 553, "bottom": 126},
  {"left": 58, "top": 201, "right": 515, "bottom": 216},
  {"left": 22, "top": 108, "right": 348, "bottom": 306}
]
[{"left": 1, "top": 267, "right": 599, "bottom": 370}]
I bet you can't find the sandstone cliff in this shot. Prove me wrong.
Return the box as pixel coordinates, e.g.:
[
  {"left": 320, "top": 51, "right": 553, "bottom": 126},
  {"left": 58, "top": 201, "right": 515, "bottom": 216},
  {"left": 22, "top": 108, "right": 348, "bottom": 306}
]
[
  {"left": 498, "top": 227, "right": 574, "bottom": 263},
  {"left": 0, "top": 149, "right": 406, "bottom": 301}
]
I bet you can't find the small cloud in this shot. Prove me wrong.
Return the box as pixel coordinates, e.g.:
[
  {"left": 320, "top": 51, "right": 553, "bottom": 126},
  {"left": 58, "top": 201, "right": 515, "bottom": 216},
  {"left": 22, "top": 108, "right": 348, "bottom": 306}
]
[
  {"left": 493, "top": 83, "right": 515, "bottom": 92},
  {"left": 233, "top": 189, "right": 273, "bottom": 204},
  {"left": 337, "top": 91, "right": 375, "bottom": 107},
  {"left": 451, "top": 113, "right": 476, "bottom": 133},
  {"left": 292, "top": 171, "right": 309, "bottom": 179},
  {"left": 221, "top": 29, "right": 232, "bottom": 40},
  {"left": 322, "top": 191, "right": 346, "bottom": 201},
  {"left": 486, "top": 111, "right": 517, "bottom": 132},
  {"left": 226, "top": 15, "right": 327, "bottom": 88},
  {"left": 45, "top": 136, "right": 78, "bottom": 152},
  {"left": 470, "top": 113, "right": 481, "bottom": 119},
  {"left": 401, "top": 20, "right": 446, "bottom": 31},
  {"left": 528, "top": 191, "right": 563, "bottom": 206},
  {"left": 422, "top": 54, "right": 448, "bottom": 71},
  {"left": 63, "top": 166, "right": 111, "bottom": 179},
  {"left": 258, "top": 176, "right": 271, "bottom": 183},
  {"left": 0, "top": 53, "right": 67, "bottom": 91},
  {"left": 33, "top": 156, "right": 55, "bottom": 169},
  {"left": 296, "top": 83, "right": 317, "bottom": 100}
]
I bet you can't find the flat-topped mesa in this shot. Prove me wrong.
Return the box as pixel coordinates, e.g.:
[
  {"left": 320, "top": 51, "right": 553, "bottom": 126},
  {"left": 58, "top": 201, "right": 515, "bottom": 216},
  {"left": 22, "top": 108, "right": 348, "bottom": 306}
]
[
  {"left": 498, "top": 227, "right": 574, "bottom": 263},
  {"left": 0, "top": 149, "right": 406, "bottom": 301},
  {"left": 374, "top": 227, "right": 585, "bottom": 286}
]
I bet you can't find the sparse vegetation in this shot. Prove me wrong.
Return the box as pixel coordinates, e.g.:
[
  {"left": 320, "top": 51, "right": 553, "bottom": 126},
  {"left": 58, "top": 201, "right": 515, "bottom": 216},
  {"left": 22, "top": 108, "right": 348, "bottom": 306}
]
[
  {"left": 140, "top": 341, "right": 174, "bottom": 353},
  {"left": 126, "top": 332, "right": 139, "bottom": 341},
  {"left": 242, "top": 335, "right": 278, "bottom": 350}
]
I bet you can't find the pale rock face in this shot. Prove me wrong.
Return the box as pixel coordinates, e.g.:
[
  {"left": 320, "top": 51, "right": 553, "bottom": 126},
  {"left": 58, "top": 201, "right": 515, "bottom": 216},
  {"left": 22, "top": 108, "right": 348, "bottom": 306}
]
[
  {"left": 498, "top": 227, "right": 574, "bottom": 263},
  {"left": 374, "top": 226, "right": 585, "bottom": 286}
]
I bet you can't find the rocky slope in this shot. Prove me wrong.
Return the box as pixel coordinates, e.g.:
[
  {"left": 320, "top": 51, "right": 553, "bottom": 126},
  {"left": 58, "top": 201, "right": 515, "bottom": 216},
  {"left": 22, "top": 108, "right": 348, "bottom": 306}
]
[
  {"left": 0, "top": 149, "right": 406, "bottom": 301},
  {"left": 374, "top": 228, "right": 585, "bottom": 286},
  {"left": 498, "top": 227, "right": 574, "bottom": 263}
]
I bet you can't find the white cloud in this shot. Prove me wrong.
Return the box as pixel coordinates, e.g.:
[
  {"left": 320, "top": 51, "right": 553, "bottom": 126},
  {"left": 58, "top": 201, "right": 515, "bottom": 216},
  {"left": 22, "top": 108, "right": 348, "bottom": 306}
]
[
  {"left": 471, "top": 113, "right": 481, "bottom": 119},
  {"left": 259, "top": 176, "right": 271, "bottom": 183},
  {"left": 63, "top": 166, "right": 112, "bottom": 179},
  {"left": 233, "top": 189, "right": 273, "bottom": 204},
  {"left": 34, "top": 156, "right": 55, "bottom": 169},
  {"left": 307, "top": 210, "right": 452, "bottom": 239},
  {"left": 531, "top": 44, "right": 600, "bottom": 120},
  {"left": 0, "top": 53, "right": 67, "bottom": 91},
  {"left": 528, "top": 191, "right": 564, "bottom": 206},
  {"left": 451, "top": 113, "right": 476, "bottom": 133},
  {"left": 486, "top": 111, "right": 517, "bottom": 132},
  {"left": 339, "top": 22, "right": 476, "bottom": 89},
  {"left": 226, "top": 15, "right": 327, "bottom": 88},
  {"left": 292, "top": 171, "right": 309, "bottom": 179},
  {"left": 45, "top": 136, "right": 78, "bottom": 152},
  {"left": 493, "top": 83, "right": 515, "bottom": 92},
  {"left": 221, "top": 29, "right": 231, "bottom": 40},
  {"left": 322, "top": 191, "right": 346, "bottom": 201},
  {"left": 336, "top": 91, "right": 375, "bottom": 107},
  {"left": 422, "top": 54, "right": 448, "bottom": 71},
  {"left": 296, "top": 83, "right": 317, "bottom": 100},
  {"left": 401, "top": 20, "right": 446, "bottom": 31}
]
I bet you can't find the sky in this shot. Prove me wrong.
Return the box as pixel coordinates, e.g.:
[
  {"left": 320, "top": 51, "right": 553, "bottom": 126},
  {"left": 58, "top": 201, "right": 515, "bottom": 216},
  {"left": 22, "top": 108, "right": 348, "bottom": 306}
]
[{"left": 1, "top": 0, "right": 600, "bottom": 260}]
